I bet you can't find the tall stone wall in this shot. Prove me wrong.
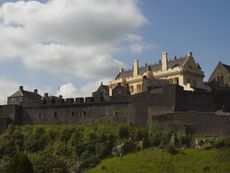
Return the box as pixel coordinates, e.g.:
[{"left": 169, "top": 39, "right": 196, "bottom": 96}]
[
  {"left": 148, "top": 110, "right": 230, "bottom": 136},
  {"left": 20, "top": 102, "right": 136, "bottom": 125}
]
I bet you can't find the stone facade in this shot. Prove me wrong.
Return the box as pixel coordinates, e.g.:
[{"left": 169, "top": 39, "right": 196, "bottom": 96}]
[{"left": 208, "top": 62, "right": 230, "bottom": 89}]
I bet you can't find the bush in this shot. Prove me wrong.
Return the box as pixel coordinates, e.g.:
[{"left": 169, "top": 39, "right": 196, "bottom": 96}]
[
  {"left": 167, "top": 145, "right": 177, "bottom": 155},
  {"left": 32, "top": 153, "right": 68, "bottom": 173},
  {"left": 118, "top": 126, "right": 130, "bottom": 139},
  {"left": 4, "top": 154, "right": 34, "bottom": 173},
  {"left": 124, "top": 140, "right": 136, "bottom": 153}
]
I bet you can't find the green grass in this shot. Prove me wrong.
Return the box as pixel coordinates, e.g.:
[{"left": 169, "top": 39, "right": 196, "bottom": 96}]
[{"left": 86, "top": 148, "right": 230, "bottom": 173}]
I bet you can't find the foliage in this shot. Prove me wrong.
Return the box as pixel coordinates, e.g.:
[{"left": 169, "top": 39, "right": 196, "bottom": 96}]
[
  {"left": 86, "top": 148, "right": 230, "bottom": 173},
  {"left": 31, "top": 153, "right": 68, "bottom": 173},
  {"left": 4, "top": 153, "right": 34, "bottom": 173}
]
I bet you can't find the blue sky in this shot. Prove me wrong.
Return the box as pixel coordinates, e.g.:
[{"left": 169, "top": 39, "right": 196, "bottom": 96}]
[{"left": 0, "top": 0, "right": 229, "bottom": 103}]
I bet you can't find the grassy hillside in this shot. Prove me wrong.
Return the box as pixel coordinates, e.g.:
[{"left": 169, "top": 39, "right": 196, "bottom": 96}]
[
  {"left": 86, "top": 148, "right": 230, "bottom": 173},
  {"left": 0, "top": 124, "right": 146, "bottom": 173},
  {"left": 0, "top": 124, "right": 229, "bottom": 173}
]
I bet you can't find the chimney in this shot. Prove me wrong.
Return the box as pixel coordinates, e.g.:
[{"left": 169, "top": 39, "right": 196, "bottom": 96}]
[
  {"left": 187, "top": 51, "right": 192, "bottom": 58},
  {"left": 44, "top": 93, "right": 48, "bottom": 97},
  {"left": 120, "top": 68, "right": 124, "bottom": 73},
  {"left": 162, "top": 52, "right": 168, "bottom": 72},
  {"left": 34, "top": 89, "right": 38, "bottom": 94},
  {"left": 19, "top": 86, "right": 23, "bottom": 91},
  {"left": 133, "top": 59, "right": 139, "bottom": 77}
]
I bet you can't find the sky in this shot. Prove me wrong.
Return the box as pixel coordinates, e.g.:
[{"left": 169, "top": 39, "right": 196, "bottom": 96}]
[{"left": 0, "top": 0, "right": 229, "bottom": 104}]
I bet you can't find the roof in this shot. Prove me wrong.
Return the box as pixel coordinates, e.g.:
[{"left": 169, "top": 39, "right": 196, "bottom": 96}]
[
  {"left": 116, "top": 57, "right": 187, "bottom": 79},
  {"left": 223, "top": 63, "right": 230, "bottom": 71},
  {"left": 9, "top": 89, "right": 41, "bottom": 98},
  {"left": 98, "top": 84, "right": 109, "bottom": 91}
]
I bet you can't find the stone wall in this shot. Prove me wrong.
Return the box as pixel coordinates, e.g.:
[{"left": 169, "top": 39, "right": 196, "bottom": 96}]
[
  {"left": 148, "top": 111, "right": 230, "bottom": 136},
  {"left": 20, "top": 101, "right": 135, "bottom": 125}
]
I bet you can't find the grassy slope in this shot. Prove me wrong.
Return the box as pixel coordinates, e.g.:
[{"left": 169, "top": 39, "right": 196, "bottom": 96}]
[{"left": 86, "top": 148, "right": 230, "bottom": 173}]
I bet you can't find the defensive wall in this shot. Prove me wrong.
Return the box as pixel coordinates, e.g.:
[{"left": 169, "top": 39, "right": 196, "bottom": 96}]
[
  {"left": 148, "top": 111, "right": 230, "bottom": 136},
  {"left": 0, "top": 84, "right": 230, "bottom": 136}
]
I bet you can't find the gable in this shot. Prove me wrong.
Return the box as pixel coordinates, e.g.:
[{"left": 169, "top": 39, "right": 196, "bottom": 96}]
[{"left": 208, "top": 63, "right": 230, "bottom": 82}]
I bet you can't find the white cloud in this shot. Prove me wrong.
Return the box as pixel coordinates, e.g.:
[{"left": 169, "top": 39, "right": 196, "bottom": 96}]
[
  {"left": 126, "top": 34, "right": 142, "bottom": 43},
  {"left": 0, "top": 78, "right": 19, "bottom": 104},
  {"left": 0, "top": 77, "right": 53, "bottom": 104},
  {"left": 129, "top": 43, "right": 144, "bottom": 53},
  {"left": 0, "top": 0, "right": 147, "bottom": 79},
  {"left": 57, "top": 79, "right": 109, "bottom": 98}
]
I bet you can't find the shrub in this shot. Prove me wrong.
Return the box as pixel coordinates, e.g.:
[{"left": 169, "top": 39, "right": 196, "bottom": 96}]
[
  {"left": 167, "top": 145, "right": 177, "bottom": 155},
  {"left": 4, "top": 154, "right": 34, "bottom": 173},
  {"left": 32, "top": 153, "right": 68, "bottom": 173},
  {"left": 124, "top": 140, "right": 136, "bottom": 153},
  {"left": 118, "top": 126, "right": 130, "bottom": 139}
]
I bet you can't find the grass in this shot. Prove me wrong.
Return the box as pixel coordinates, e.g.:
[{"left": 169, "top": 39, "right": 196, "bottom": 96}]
[{"left": 86, "top": 148, "right": 230, "bottom": 173}]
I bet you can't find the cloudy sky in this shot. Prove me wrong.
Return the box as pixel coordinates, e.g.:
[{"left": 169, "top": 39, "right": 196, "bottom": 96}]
[{"left": 0, "top": 0, "right": 230, "bottom": 104}]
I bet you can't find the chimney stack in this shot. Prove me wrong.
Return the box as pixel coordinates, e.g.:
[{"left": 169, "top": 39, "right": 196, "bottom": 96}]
[
  {"left": 19, "top": 86, "right": 23, "bottom": 91},
  {"left": 187, "top": 51, "right": 192, "bottom": 58},
  {"left": 161, "top": 52, "right": 168, "bottom": 72},
  {"left": 34, "top": 89, "right": 38, "bottom": 94},
  {"left": 44, "top": 93, "right": 48, "bottom": 97},
  {"left": 133, "top": 59, "right": 139, "bottom": 77}
]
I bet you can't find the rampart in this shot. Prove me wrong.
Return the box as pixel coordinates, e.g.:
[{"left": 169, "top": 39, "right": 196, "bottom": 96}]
[
  {"left": 0, "top": 84, "right": 230, "bottom": 135},
  {"left": 148, "top": 111, "right": 230, "bottom": 136}
]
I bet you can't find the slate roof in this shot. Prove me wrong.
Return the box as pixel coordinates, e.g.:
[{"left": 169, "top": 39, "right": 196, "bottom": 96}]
[
  {"left": 116, "top": 57, "right": 187, "bottom": 79},
  {"left": 9, "top": 89, "right": 41, "bottom": 98}
]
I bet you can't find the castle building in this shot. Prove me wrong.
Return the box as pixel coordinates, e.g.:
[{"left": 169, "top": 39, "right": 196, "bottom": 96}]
[
  {"left": 208, "top": 62, "right": 230, "bottom": 89},
  {"left": 7, "top": 86, "right": 42, "bottom": 105},
  {"left": 109, "top": 51, "right": 206, "bottom": 95}
]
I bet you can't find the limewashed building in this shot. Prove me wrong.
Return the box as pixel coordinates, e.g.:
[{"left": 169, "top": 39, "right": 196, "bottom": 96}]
[{"left": 109, "top": 51, "right": 207, "bottom": 95}]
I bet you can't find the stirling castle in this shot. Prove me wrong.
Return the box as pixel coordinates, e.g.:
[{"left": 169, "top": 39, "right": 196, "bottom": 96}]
[{"left": 1, "top": 51, "right": 230, "bottom": 136}]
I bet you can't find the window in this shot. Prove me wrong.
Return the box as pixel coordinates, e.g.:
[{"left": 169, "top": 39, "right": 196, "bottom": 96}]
[
  {"left": 72, "top": 112, "right": 75, "bottom": 117},
  {"left": 54, "top": 112, "right": 57, "bottom": 118},
  {"left": 192, "top": 80, "right": 197, "bottom": 87},
  {"left": 187, "top": 79, "right": 191, "bottom": 84},
  {"left": 217, "top": 76, "right": 224, "bottom": 88},
  {"left": 129, "top": 86, "right": 134, "bottom": 93},
  {"left": 173, "top": 78, "right": 179, "bottom": 85},
  {"left": 137, "top": 84, "right": 142, "bottom": 93},
  {"left": 82, "top": 111, "right": 87, "bottom": 117},
  {"left": 39, "top": 113, "right": 42, "bottom": 120}
]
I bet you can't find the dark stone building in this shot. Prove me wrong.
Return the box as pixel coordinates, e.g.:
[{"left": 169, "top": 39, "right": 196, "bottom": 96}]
[
  {"left": 7, "top": 86, "right": 42, "bottom": 105},
  {"left": 208, "top": 62, "right": 230, "bottom": 89}
]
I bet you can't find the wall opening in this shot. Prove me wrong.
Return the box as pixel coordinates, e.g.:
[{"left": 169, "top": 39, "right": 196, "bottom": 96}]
[{"left": 54, "top": 112, "right": 57, "bottom": 118}]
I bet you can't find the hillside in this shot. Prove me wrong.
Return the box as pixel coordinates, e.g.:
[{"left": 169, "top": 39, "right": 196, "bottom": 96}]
[
  {"left": 0, "top": 124, "right": 229, "bottom": 173},
  {"left": 0, "top": 124, "right": 146, "bottom": 173},
  {"left": 86, "top": 148, "right": 230, "bottom": 173}
]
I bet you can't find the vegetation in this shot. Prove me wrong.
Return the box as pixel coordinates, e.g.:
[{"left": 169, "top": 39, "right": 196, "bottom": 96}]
[
  {"left": 0, "top": 123, "right": 147, "bottom": 172},
  {"left": 0, "top": 123, "right": 229, "bottom": 173},
  {"left": 86, "top": 148, "right": 230, "bottom": 173}
]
